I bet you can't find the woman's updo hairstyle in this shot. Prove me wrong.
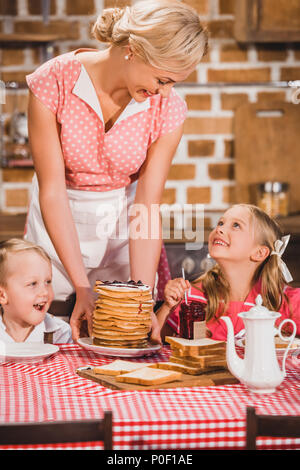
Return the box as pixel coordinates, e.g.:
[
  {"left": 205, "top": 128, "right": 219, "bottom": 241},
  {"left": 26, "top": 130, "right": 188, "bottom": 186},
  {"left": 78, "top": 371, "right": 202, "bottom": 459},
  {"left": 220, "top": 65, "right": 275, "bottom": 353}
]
[{"left": 92, "top": 0, "right": 209, "bottom": 73}]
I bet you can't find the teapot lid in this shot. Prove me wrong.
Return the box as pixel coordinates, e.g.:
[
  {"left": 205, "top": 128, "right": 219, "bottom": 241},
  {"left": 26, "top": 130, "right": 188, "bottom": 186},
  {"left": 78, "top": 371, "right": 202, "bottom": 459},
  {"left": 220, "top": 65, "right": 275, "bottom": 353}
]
[{"left": 238, "top": 295, "right": 281, "bottom": 320}]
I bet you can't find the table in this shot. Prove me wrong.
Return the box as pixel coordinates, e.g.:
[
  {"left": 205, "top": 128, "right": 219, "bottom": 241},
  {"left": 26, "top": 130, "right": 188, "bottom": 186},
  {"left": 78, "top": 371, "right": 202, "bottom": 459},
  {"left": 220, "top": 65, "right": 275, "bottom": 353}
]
[{"left": 0, "top": 344, "right": 299, "bottom": 450}]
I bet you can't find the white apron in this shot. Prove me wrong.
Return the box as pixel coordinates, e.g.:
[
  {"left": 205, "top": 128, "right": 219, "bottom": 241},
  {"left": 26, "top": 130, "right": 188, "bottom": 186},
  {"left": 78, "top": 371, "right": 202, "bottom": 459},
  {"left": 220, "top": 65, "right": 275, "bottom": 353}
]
[{"left": 25, "top": 174, "right": 137, "bottom": 301}]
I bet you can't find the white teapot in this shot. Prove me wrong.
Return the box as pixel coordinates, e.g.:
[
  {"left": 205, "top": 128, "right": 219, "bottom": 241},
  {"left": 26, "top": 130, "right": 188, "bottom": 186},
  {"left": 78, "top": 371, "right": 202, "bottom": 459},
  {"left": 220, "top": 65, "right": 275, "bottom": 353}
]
[{"left": 221, "top": 295, "right": 297, "bottom": 394}]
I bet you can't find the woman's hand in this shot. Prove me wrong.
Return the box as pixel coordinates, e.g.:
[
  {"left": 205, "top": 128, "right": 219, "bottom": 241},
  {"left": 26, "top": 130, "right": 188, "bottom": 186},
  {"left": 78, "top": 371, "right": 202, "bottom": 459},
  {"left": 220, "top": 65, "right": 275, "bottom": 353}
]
[
  {"left": 164, "top": 278, "right": 191, "bottom": 309},
  {"left": 69, "top": 287, "right": 95, "bottom": 342},
  {"left": 149, "top": 311, "right": 162, "bottom": 345}
]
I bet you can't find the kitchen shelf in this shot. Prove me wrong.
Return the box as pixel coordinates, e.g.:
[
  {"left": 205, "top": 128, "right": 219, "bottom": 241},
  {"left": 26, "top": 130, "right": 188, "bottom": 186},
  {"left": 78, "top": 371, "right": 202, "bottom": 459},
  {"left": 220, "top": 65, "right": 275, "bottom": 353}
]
[
  {"left": 0, "top": 33, "right": 60, "bottom": 44},
  {"left": 0, "top": 33, "right": 59, "bottom": 62},
  {"left": 175, "top": 81, "right": 300, "bottom": 89},
  {"left": 1, "top": 161, "right": 34, "bottom": 169}
]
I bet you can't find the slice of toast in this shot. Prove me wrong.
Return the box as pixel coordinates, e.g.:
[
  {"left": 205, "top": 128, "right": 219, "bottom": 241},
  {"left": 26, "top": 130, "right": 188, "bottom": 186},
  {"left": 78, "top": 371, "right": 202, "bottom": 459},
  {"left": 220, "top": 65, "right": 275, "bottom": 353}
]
[
  {"left": 166, "top": 337, "right": 226, "bottom": 355},
  {"left": 115, "top": 367, "right": 182, "bottom": 385},
  {"left": 274, "top": 337, "right": 298, "bottom": 349},
  {"left": 171, "top": 346, "right": 226, "bottom": 358},
  {"left": 169, "top": 354, "right": 227, "bottom": 369},
  {"left": 151, "top": 361, "right": 227, "bottom": 375},
  {"left": 93, "top": 360, "right": 151, "bottom": 376}
]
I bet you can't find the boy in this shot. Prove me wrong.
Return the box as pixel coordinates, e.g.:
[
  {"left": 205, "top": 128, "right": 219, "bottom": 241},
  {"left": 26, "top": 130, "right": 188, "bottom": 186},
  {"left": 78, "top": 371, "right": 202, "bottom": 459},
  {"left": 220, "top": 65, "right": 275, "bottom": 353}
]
[{"left": 0, "top": 239, "right": 72, "bottom": 343}]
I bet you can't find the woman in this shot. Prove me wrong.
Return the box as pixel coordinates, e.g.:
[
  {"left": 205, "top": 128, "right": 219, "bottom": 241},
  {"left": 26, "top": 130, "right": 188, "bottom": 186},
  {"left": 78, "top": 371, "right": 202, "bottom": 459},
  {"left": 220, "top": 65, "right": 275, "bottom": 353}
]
[{"left": 25, "top": 0, "right": 208, "bottom": 341}]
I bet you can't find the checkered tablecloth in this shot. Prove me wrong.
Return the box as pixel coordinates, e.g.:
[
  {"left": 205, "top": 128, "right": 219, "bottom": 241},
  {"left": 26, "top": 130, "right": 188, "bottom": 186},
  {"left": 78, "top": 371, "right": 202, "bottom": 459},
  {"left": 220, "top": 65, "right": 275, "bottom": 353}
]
[{"left": 0, "top": 344, "right": 299, "bottom": 450}]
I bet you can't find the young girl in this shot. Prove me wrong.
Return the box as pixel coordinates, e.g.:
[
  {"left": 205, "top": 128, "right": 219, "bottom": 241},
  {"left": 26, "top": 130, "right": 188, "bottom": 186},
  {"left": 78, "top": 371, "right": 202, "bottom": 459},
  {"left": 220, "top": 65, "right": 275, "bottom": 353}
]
[
  {"left": 156, "top": 204, "right": 300, "bottom": 341},
  {"left": 0, "top": 239, "right": 72, "bottom": 343}
]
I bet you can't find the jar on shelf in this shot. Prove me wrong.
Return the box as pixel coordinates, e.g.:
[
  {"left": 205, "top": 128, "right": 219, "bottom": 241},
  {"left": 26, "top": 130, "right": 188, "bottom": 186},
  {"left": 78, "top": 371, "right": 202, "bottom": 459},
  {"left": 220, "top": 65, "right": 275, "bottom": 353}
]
[
  {"left": 257, "top": 182, "right": 289, "bottom": 218},
  {"left": 179, "top": 301, "right": 206, "bottom": 339}
]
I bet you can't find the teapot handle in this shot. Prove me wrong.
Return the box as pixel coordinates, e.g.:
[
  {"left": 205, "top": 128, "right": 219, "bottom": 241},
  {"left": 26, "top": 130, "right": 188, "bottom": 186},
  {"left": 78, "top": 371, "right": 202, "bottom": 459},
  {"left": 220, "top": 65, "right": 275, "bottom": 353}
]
[{"left": 278, "top": 319, "right": 297, "bottom": 376}]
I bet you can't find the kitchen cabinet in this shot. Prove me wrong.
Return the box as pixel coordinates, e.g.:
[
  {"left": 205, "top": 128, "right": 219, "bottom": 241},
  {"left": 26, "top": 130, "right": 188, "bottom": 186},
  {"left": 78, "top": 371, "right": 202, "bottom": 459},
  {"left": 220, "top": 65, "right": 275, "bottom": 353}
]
[{"left": 235, "top": 0, "right": 300, "bottom": 43}]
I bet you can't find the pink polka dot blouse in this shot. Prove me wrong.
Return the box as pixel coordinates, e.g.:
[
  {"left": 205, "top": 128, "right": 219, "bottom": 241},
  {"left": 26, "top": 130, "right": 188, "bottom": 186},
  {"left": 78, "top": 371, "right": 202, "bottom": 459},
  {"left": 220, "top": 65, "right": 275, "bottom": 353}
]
[{"left": 26, "top": 49, "right": 188, "bottom": 192}]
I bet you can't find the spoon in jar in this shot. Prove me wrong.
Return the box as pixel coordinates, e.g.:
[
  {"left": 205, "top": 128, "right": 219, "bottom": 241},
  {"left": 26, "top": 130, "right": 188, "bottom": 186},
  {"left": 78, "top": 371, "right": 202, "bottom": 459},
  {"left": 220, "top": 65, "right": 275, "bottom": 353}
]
[{"left": 181, "top": 267, "right": 189, "bottom": 305}]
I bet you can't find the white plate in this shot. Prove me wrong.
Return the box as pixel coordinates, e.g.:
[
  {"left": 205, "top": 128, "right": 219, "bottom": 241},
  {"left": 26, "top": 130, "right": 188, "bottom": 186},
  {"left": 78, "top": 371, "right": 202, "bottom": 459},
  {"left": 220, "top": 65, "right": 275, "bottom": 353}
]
[
  {"left": 235, "top": 337, "right": 300, "bottom": 356},
  {"left": 0, "top": 342, "right": 59, "bottom": 363},
  {"left": 77, "top": 337, "right": 162, "bottom": 358}
]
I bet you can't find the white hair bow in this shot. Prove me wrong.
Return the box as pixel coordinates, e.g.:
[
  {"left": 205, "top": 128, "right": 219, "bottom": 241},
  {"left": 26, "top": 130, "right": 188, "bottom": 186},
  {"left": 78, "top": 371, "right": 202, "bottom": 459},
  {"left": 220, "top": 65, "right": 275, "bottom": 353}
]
[{"left": 270, "top": 234, "right": 293, "bottom": 283}]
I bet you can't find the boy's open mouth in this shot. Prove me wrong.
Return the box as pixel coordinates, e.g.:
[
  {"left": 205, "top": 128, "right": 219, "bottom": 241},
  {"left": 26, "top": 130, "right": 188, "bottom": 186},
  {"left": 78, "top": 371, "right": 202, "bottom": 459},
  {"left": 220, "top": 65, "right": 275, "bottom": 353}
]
[{"left": 33, "top": 302, "right": 46, "bottom": 311}]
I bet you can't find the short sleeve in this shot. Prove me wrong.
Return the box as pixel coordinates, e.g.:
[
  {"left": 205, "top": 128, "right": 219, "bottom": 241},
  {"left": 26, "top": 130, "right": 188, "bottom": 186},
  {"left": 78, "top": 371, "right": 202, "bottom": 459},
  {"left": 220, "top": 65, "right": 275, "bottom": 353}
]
[
  {"left": 159, "top": 88, "right": 187, "bottom": 137},
  {"left": 279, "top": 286, "right": 300, "bottom": 335},
  {"left": 26, "top": 57, "right": 60, "bottom": 114}
]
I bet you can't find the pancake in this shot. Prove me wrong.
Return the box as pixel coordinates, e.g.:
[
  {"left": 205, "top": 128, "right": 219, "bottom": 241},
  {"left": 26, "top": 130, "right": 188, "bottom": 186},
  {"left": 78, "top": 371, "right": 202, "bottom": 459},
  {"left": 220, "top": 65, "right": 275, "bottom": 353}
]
[
  {"left": 95, "top": 298, "right": 153, "bottom": 308},
  {"left": 93, "top": 337, "right": 149, "bottom": 348},
  {"left": 92, "top": 280, "right": 153, "bottom": 349},
  {"left": 94, "top": 302, "right": 152, "bottom": 314},
  {"left": 93, "top": 318, "right": 151, "bottom": 328},
  {"left": 94, "top": 307, "right": 151, "bottom": 319},
  {"left": 93, "top": 313, "right": 151, "bottom": 326}
]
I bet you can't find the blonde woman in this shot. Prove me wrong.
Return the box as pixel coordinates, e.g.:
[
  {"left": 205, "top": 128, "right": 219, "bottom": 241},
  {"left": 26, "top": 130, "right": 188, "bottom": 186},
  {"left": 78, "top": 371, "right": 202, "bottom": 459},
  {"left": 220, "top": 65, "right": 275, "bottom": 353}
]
[
  {"left": 158, "top": 204, "right": 300, "bottom": 341},
  {"left": 25, "top": 0, "right": 208, "bottom": 341}
]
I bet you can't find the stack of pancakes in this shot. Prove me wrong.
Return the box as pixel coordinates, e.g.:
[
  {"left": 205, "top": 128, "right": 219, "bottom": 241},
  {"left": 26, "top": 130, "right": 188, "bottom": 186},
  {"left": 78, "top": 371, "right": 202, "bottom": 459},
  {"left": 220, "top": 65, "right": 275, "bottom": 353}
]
[{"left": 92, "top": 280, "right": 153, "bottom": 349}]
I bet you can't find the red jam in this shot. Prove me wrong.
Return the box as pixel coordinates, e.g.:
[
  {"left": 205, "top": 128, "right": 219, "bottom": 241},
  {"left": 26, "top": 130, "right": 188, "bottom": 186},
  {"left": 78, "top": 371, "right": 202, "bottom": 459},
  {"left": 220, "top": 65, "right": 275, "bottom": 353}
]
[{"left": 179, "top": 301, "right": 206, "bottom": 339}]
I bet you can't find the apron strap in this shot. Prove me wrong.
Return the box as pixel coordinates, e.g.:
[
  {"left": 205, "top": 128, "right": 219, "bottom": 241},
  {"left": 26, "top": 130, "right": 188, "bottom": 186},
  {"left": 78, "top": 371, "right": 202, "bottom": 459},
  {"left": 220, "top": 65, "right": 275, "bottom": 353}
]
[{"left": 44, "top": 331, "right": 54, "bottom": 344}]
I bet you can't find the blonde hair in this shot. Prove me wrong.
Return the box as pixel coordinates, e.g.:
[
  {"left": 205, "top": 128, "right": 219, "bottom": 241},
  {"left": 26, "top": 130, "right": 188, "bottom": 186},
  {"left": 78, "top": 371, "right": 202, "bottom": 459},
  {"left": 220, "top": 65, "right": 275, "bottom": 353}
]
[
  {"left": 92, "top": 0, "right": 209, "bottom": 72},
  {"left": 0, "top": 238, "right": 51, "bottom": 286},
  {"left": 193, "top": 204, "right": 289, "bottom": 322}
]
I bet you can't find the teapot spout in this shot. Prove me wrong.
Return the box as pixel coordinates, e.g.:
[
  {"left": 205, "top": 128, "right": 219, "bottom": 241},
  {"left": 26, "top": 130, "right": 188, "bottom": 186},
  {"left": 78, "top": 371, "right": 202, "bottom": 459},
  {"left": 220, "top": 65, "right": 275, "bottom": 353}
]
[{"left": 220, "top": 316, "right": 245, "bottom": 383}]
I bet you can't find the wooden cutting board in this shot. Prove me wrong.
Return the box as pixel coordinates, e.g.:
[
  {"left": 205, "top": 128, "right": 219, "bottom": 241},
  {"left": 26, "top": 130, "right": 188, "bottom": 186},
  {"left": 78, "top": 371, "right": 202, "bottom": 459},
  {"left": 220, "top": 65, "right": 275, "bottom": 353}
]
[
  {"left": 76, "top": 367, "right": 238, "bottom": 390},
  {"left": 234, "top": 102, "right": 300, "bottom": 213}
]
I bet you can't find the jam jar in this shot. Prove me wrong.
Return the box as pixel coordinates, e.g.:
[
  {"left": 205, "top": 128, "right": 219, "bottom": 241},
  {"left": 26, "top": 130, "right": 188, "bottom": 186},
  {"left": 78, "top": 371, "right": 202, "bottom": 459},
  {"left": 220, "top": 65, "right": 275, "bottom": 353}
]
[
  {"left": 257, "top": 182, "right": 289, "bottom": 217},
  {"left": 179, "top": 301, "right": 206, "bottom": 339}
]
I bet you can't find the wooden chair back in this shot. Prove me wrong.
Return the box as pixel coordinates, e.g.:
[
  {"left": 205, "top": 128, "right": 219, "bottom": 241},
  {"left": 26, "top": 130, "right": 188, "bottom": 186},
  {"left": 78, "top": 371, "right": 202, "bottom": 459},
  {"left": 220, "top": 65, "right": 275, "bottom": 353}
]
[
  {"left": 0, "top": 411, "right": 113, "bottom": 449},
  {"left": 246, "top": 406, "right": 300, "bottom": 450}
]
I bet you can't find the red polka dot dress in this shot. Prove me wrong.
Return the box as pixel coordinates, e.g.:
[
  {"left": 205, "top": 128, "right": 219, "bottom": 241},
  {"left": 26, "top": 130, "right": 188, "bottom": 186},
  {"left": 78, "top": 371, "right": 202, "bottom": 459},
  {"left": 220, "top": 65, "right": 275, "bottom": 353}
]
[
  {"left": 25, "top": 49, "right": 187, "bottom": 300},
  {"left": 26, "top": 49, "right": 187, "bottom": 192}
]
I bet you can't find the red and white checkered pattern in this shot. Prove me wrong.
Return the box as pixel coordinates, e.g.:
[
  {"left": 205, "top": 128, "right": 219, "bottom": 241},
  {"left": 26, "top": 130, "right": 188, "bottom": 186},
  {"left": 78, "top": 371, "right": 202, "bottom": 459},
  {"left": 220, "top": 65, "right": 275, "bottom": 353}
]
[{"left": 0, "top": 344, "right": 299, "bottom": 450}]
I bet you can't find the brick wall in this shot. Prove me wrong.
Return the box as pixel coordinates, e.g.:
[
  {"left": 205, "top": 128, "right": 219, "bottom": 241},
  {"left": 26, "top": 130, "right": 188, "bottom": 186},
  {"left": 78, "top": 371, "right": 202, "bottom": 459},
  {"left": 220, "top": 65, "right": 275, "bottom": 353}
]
[{"left": 0, "top": 0, "right": 299, "bottom": 213}]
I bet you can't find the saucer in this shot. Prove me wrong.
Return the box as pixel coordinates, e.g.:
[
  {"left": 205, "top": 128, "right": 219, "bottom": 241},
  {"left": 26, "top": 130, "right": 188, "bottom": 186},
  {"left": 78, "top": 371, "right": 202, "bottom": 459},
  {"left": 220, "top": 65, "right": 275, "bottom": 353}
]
[{"left": 0, "top": 342, "right": 59, "bottom": 363}]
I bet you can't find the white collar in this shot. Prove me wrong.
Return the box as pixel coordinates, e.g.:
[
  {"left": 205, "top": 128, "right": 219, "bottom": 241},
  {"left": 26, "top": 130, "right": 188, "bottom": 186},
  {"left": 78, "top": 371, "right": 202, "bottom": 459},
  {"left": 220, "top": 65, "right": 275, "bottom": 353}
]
[
  {"left": 0, "top": 313, "right": 61, "bottom": 343},
  {"left": 43, "top": 313, "right": 62, "bottom": 333},
  {"left": 72, "top": 64, "right": 151, "bottom": 125}
]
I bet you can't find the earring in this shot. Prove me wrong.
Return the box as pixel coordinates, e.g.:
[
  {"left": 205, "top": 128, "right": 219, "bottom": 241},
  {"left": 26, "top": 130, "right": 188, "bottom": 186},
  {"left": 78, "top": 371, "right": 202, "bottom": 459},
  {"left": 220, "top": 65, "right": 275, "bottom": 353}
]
[{"left": 124, "top": 55, "right": 129, "bottom": 60}]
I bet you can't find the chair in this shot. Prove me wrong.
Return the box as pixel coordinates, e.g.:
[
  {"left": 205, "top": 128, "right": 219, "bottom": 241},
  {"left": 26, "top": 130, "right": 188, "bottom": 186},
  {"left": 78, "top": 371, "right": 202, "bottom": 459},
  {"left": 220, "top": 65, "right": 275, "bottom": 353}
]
[
  {"left": 0, "top": 411, "right": 113, "bottom": 449},
  {"left": 246, "top": 406, "right": 300, "bottom": 450},
  {"left": 48, "top": 293, "right": 76, "bottom": 317}
]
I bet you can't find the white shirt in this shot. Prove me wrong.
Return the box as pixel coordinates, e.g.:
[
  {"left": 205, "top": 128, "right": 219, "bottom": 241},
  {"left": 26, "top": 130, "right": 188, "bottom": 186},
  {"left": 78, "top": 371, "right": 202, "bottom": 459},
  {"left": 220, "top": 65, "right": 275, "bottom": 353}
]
[{"left": 0, "top": 313, "right": 73, "bottom": 344}]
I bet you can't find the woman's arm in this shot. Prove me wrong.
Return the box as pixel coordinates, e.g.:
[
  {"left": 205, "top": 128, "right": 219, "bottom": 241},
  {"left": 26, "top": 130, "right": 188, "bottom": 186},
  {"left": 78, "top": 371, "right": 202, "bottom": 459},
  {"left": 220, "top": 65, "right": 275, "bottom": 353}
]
[
  {"left": 28, "top": 92, "right": 94, "bottom": 340},
  {"left": 129, "top": 124, "right": 184, "bottom": 289}
]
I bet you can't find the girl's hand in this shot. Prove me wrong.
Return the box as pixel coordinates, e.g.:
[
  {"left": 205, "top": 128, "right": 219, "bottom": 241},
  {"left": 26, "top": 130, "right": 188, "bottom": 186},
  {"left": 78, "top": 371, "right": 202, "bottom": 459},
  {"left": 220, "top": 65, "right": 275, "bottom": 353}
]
[
  {"left": 69, "top": 287, "right": 95, "bottom": 342},
  {"left": 164, "top": 278, "right": 191, "bottom": 309}
]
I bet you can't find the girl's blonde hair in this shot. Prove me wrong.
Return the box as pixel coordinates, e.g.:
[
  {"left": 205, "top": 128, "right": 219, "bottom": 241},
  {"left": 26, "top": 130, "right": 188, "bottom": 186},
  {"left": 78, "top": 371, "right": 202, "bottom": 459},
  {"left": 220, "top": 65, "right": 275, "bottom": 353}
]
[
  {"left": 193, "top": 204, "right": 289, "bottom": 321},
  {"left": 92, "top": 0, "right": 209, "bottom": 72},
  {"left": 0, "top": 238, "right": 51, "bottom": 286}
]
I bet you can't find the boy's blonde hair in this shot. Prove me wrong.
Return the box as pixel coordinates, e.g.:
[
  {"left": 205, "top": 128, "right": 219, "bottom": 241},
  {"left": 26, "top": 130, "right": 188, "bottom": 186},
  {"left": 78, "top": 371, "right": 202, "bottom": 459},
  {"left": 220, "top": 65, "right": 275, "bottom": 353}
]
[
  {"left": 92, "top": 0, "right": 209, "bottom": 73},
  {"left": 194, "top": 204, "right": 289, "bottom": 321},
  {"left": 0, "top": 238, "right": 51, "bottom": 286}
]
